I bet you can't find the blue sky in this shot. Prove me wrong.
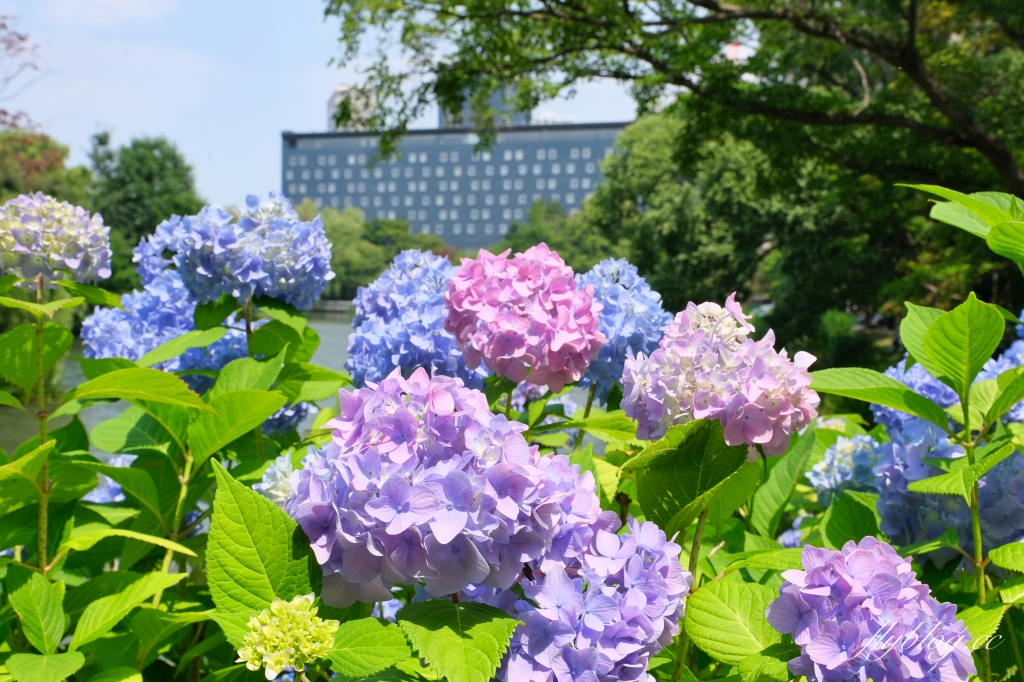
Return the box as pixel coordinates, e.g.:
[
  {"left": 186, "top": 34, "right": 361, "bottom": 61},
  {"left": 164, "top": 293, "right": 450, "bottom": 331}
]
[{"left": 2, "top": 0, "right": 636, "bottom": 205}]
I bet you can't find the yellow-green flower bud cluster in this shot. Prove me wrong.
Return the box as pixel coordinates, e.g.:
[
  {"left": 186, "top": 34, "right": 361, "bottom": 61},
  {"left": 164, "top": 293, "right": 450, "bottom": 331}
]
[{"left": 236, "top": 593, "right": 338, "bottom": 680}]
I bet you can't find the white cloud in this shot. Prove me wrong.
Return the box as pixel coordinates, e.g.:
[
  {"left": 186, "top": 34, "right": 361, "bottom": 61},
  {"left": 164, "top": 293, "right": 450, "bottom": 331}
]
[{"left": 45, "top": 0, "right": 177, "bottom": 26}]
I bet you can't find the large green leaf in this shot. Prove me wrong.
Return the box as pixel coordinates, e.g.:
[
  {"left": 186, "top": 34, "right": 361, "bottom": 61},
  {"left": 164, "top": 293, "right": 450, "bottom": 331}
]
[
  {"left": 0, "top": 441, "right": 53, "bottom": 507},
  {"left": 254, "top": 296, "right": 307, "bottom": 334},
  {"left": 277, "top": 363, "right": 351, "bottom": 404},
  {"left": 137, "top": 327, "right": 228, "bottom": 368},
  {"left": 987, "top": 221, "right": 1024, "bottom": 265},
  {"left": 0, "top": 295, "right": 84, "bottom": 318},
  {"left": 0, "top": 323, "right": 73, "bottom": 391},
  {"left": 194, "top": 293, "right": 238, "bottom": 331},
  {"left": 207, "top": 461, "right": 318, "bottom": 613},
  {"left": 130, "top": 608, "right": 213, "bottom": 667},
  {"left": 57, "top": 528, "right": 196, "bottom": 562},
  {"left": 988, "top": 369, "right": 1024, "bottom": 422},
  {"left": 906, "top": 184, "right": 1013, "bottom": 236},
  {"left": 738, "top": 643, "right": 802, "bottom": 682},
  {"left": 819, "top": 491, "right": 880, "bottom": 549},
  {"left": 85, "top": 667, "right": 143, "bottom": 682},
  {"left": 77, "top": 462, "right": 168, "bottom": 531},
  {"left": 397, "top": 600, "right": 519, "bottom": 682},
  {"left": 900, "top": 302, "right": 945, "bottom": 377},
  {"left": 723, "top": 549, "right": 804, "bottom": 575},
  {"left": 52, "top": 280, "right": 123, "bottom": 308},
  {"left": 990, "top": 543, "right": 1024, "bottom": 572},
  {"left": 810, "top": 368, "right": 950, "bottom": 429},
  {"left": 69, "top": 572, "right": 186, "bottom": 650},
  {"left": 5, "top": 652, "right": 84, "bottom": 682},
  {"left": 634, "top": 420, "right": 747, "bottom": 532},
  {"left": 750, "top": 426, "right": 816, "bottom": 538},
  {"left": 685, "top": 581, "right": 782, "bottom": 664},
  {"left": 207, "top": 353, "right": 285, "bottom": 398},
  {"left": 90, "top": 406, "right": 179, "bottom": 458},
  {"left": 249, "top": 320, "right": 303, "bottom": 359},
  {"left": 922, "top": 293, "right": 1004, "bottom": 400},
  {"left": 907, "top": 443, "right": 1014, "bottom": 502},
  {"left": 188, "top": 390, "right": 287, "bottom": 465},
  {"left": 6, "top": 566, "right": 66, "bottom": 654},
  {"left": 959, "top": 603, "right": 1010, "bottom": 641},
  {"left": 898, "top": 527, "right": 960, "bottom": 557},
  {"left": 326, "top": 618, "right": 411, "bottom": 678},
  {"left": 68, "top": 368, "right": 212, "bottom": 412}
]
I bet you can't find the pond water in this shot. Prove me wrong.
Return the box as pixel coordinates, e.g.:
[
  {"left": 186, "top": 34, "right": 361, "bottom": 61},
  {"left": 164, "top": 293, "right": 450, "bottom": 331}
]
[{"left": 0, "top": 313, "right": 353, "bottom": 456}]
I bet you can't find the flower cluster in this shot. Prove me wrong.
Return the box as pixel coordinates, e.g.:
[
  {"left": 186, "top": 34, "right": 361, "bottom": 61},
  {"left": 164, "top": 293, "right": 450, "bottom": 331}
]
[
  {"left": 135, "top": 193, "right": 334, "bottom": 309},
  {"left": 621, "top": 294, "right": 819, "bottom": 454},
  {"left": 262, "top": 402, "right": 316, "bottom": 436},
  {"left": 286, "top": 367, "right": 605, "bottom": 606},
  {"left": 236, "top": 593, "right": 339, "bottom": 680},
  {"left": 777, "top": 513, "right": 810, "bottom": 549},
  {"left": 255, "top": 455, "right": 297, "bottom": 507},
  {"left": 766, "top": 539, "right": 975, "bottom": 682},
  {"left": 483, "top": 516, "right": 691, "bottom": 682},
  {"left": 870, "top": 358, "right": 958, "bottom": 431},
  {"left": 444, "top": 244, "right": 606, "bottom": 392},
  {"left": 807, "top": 435, "right": 880, "bottom": 507},
  {"left": 575, "top": 259, "right": 671, "bottom": 403},
  {"left": 0, "top": 192, "right": 111, "bottom": 283},
  {"left": 347, "top": 250, "right": 485, "bottom": 389}
]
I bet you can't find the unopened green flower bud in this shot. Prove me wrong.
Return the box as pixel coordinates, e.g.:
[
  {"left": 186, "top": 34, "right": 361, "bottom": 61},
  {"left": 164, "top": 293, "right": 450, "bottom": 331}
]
[{"left": 236, "top": 593, "right": 338, "bottom": 680}]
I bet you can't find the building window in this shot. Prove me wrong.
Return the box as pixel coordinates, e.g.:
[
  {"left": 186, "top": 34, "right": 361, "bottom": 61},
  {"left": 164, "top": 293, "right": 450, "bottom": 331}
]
[
  {"left": 440, "top": 209, "right": 448, "bottom": 220},
  {"left": 452, "top": 223, "right": 462, "bottom": 235},
  {"left": 314, "top": 169, "right": 323, "bottom": 180},
  {"left": 434, "top": 195, "right": 444, "bottom": 206},
  {"left": 299, "top": 156, "right": 308, "bottom": 166},
  {"left": 548, "top": 148, "right": 557, "bottom": 159},
  {"left": 288, "top": 156, "right": 298, "bottom": 167},
  {"left": 285, "top": 170, "right": 294, "bottom": 180},
  {"left": 377, "top": 182, "right": 385, "bottom": 192},
  {"left": 421, "top": 224, "right": 430, "bottom": 234},
  {"left": 471, "top": 209, "right": 480, "bottom": 220},
  {"left": 582, "top": 178, "right": 591, "bottom": 189},
  {"left": 499, "top": 194, "right": 508, "bottom": 205},
  {"left": 371, "top": 168, "right": 380, "bottom": 179},
  {"left": 470, "top": 180, "right": 480, "bottom": 191},
  {"left": 408, "top": 209, "right": 416, "bottom": 220},
  {"left": 390, "top": 195, "right": 399, "bottom": 206},
  {"left": 422, "top": 167, "right": 432, "bottom": 178},
  {"left": 288, "top": 183, "right": 297, "bottom": 193},
  {"left": 485, "top": 165, "right": 494, "bottom": 176},
  {"left": 499, "top": 223, "right": 509, "bottom": 234},
  {"left": 391, "top": 167, "right": 400, "bottom": 178},
  {"left": 551, "top": 193, "right": 560, "bottom": 203},
  {"left": 468, "top": 195, "right": 476, "bottom": 206},
  {"left": 570, "top": 178, "right": 579, "bottom": 189},
  {"left": 440, "top": 181, "right": 449, "bottom": 192},
  {"left": 485, "top": 223, "right": 494, "bottom": 234},
  {"left": 503, "top": 179, "right": 512, "bottom": 191},
  {"left": 360, "top": 196, "right": 369, "bottom": 207},
  {"left": 482, "top": 151, "right": 492, "bottom": 161},
  {"left": 418, "top": 181, "right": 427, "bottom": 192},
  {"left": 467, "top": 166, "right": 477, "bottom": 177},
  {"left": 503, "top": 150, "right": 513, "bottom": 161},
  {"left": 404, "top": 167, "right": 413, "bottom": 178},
  {"left": 485, "top": 195, "right": 494, "bottom": 205},
  {"left": 388, "top": 181, "right": 396, "bottom": 192},
  {"left": 514, "top": 179, "right": 523, "bottom": 190},
  {"left": 404, "top": 196, "right": 413, "bottom": 207},
  {"left": 387, "top": 210, "right": 396, "bottom": 219},
  {"left": 331, "top": 169, "right": 341, "bottom": 179},
  {"left": 418, "top": 209, "right": 428, "bottom": 220},
  {"left": 344, "top": 196, "right": 352, "bottom": 207},
  {"left": 482, "top": 209, "right": 491, "bottom": 220},
  {"left": 360, "top": 169, "right": 369, "bottom": 179},
  {"left": 357, "top": 182, "right": 366, "bottom": 193},
  {"left": 453, "top": 166, "right": 462, "bottom": 177},
  {"left": 314, "top": 197, "right": 323, "bottom": 207},
  {"left": 535, "top": 179, "right": 544, "bottom": 190},
  {"left": 482, "top": 180, "right": 491, "bottom": 191},
  {"left": 421, "top": 195, "right": 430, "bottom": 206},
  {"left": 532, "top": 164, "right": 542, "bottom": 175},
  {"left": 377, "top": 210, "right": 385, "bottom": 218},
  {"left": 567, "top": 163, "right": 576, "bottom": 174},
  {"left": 514, "top": 208, "right": 523, "bottom": 219},
  {"left": 537, "top": 149, "right": 546, "bottom": 160},
  {"left": 301, "top": 169, "right": 310, "bottom": 180},
  {"left": 453, "top": 195, "right": 462, "bottom": 206},
  {"left": 328, "top": 183, "right": 336, "bottom": 193},
  {"left": 514, "top": 149, "right": 524, "bottom": 161},
  {"left": 327, "top": 155, "right": 337, "bottom": 166},
  {"left": 451, "top": 152, "right": 459, "bottom": 162},
  {"left": 547, "top": 178, "right": 557, "bottom": 190},
  {"left": 440, "top": 151, "right": 449, "bottom": 162},
  {"left": 503, "top": 208, "right": 512, "bottom": 219},
  {"left": 499, "top": 165, "right": 508, "bottom": 176},
  {"left": 435, "top": 224, "right": 444, "bottom": 235},
  {"left": 317, "top": 182, "right": 326, "bottom": 193},
  {"left": 450, "top": 180, "right": 458, "bottom": 191},
  {"left": 581, "top": 148, "right": 591, "bottom": 159},
  {"left": 566, "top": 193, "right": 576, "bottom": 204},
  {"left": 344, "top": 168, "right": 353, "bottom": 179},
  {"left": 551, "top": 164, "right": 560, "bottom": 175},
  {"left": 472, "top": 152, "right": 480, "bottom": 161},
  {"left": 436, "top": 166, "right": 445, "bottom": 177},
  {"left": 518, "top": 164, "right": 527, "bottom": 176},
  {"left": 374, "top": 196, "right": 383, "bottom": 207},
  {"left": 585, "top": 163, "right": 596, "bottom": 174},
  {"left": 348, "top": 154, "right": 356, "bottom": 164},
  {"left": 347, "top": 182, "right": 355, "bottom": 193},
  {"left": 518, "top": 194, "right": 527, "bottom": 205},
  {"left": 408, "top": 181, "right": 416, "bottom": 192},
  {"left": 318, "top": 155, "right": 326, "bottom": 166},
  {"left": 358, "top": 153, "right": 367, "bottom": 164},
  {"left": 450, "top": 209, "right": 458, "bottom": 220},
  {"left": 331, "top": 197, "right": 340, "bottom": 207},
  {"left": 467, "top": 223, "right": 476, "bottom": 234}
]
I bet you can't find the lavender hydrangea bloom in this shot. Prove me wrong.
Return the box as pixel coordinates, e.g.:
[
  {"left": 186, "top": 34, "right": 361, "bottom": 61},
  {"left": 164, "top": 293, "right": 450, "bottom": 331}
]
[
  {"left": 83, "top": 454, "right": 137, "bottom": 503},
  {"left": 0, "top": 192, "right": 112, "bottom": 284},
  {"left": 347, "top": 250, "right": 485, "bottom": 389},
  {"left": 777, "top": 513, "right": 810, "bottom": 549},
  {"left": 136, "top": 193, "right": 334, "bottom": 309},
  {"left": 285, "top": 367, "right": 605, "bottom": 606},
  {"left": 575, "top": 259, "right": 671, "bottom": 403},
  {"left": 807, "top": 435, "right": 880, "bottom": 507},
  {"left": 766, "top": 539, "right": 975, "bottom": 682}
]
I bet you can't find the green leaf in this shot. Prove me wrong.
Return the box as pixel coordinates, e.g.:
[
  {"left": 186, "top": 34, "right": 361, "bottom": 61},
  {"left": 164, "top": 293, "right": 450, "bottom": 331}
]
[
  {"left": 0, "top": 389, "right": 21, "bottom": 409},
  {"left": 906, "top": 184, "right": 1013, "bottom": 235},
  {"left": 0, "top": 323, "right": 73, "bottom": 391},
  {"left": 669, "top": 461, "right": 760, "bottom": 539},
  {"left": 5, "top": 652, "right": 84, "bottom": 682},
  {"left": 0, "top": 295, "right": 84, "bottom": 318},
  {"left": 333, "top": 668, "right": 424, "bottom": 682},
  {"left": 176, "top": 632, "right": 226, "bottom": 673},
  {"left": 207, "top": 352, "right": 286, "bottom": 398},
  {"left": 951, "top": 379, "right": 999, "bottom": 428},
  {"left": 52, "top": 281, "right": 123, "bottom": 308},
  {"left": 634, "top": 420, "right": 747, "bottom": 532},
  {"left": 723, "top": 548, "right": 804, "bottom": 575},
  {"left": 7, "top": 567, "right": 66, "bottom": 654},
  {"left": 923, "top": 293, "right": 1004, "bottom": 399},
  {"left": 254, "top": 296, "right": 307, "bottom": 334},
  {"left": 69, "top": 572, "right": 186, "bottom": 650},
  {"left": 326, "top": 618, "right": 411, "bottom": 678},
  {"left": 900, "top": 303, "right": 945, "bottom": 380},
  {"left": 76, "top": 357, "right": 137, "bottom": 380},
  {"left": 137, "top": 327, "right": 228, "bottom": 368},
  {"left": 810, "top": 368, "right": 950, "bottom": 430},
  {"left": 908, "top": 443, "right": 1014, "bottom": 502},
  {"left": 0, "top": 273, "right": 19, "bottom": 293},
  {"left": 90, "top": 406, "right": 178, "bottom": 458},
  {"left": 57, "top": 528, "right": 196, "bottom": 560},
  {"left": 988, "top": 369, "right": 1024, "bottom": 422},
  {"left": 738, "top": 643, "right": 801, "bottom": 682},
  {"left": 750, "top": 426, "right": 816, "bottom": 537},
  {"left": 248, "top": 320, "right": 303, "bottom": 359},
  {"left": 194, "top": 293, "right": 238, "bottom": 331},
  {"left": 130, "top": 608, "right": 213, "bottom": 667},
  {"left": 959, "top": 603, "right": 1010, "bottom": 641},
  {"left": 684, "top": 581, "right": 782, "bottom": 664},
  {"left": 277, "top": 363, "right": 351, "bottom": 404},
  {"left": 69, "top": 368, "right": 212, "bottom": 412},
  {"left": 530, "top": 411, "right": 639, "bottom": 446},
  {"left": 987, "top": 221, "right": 1024, "bottom": 264},
  {"left": 898, "top": 527, "right": 960, "bottom": 557},
  {"left": 85, "top": 667, "right": 143, "bottom": 682},
  {"left": 396, "top": 599, "right": 519, "bottom": 682},
  {"left": 0, "top": 441, "right": 54, "bottom": 500},
  {"left": 209, "top": 612, "right": 252, "bottom": 650},
  {"left": 990, "top": 543, "right": 1024, "bottom": 572},
  {"left": 819, "top": 490, "right": 880, "bottom": 550},
  {"left": 76, "top": 462, "right": 168, "bottom": 530},
  {"left": 207, "top": 461, "right": 318, "bottom": 613},
  {"left": 188, "top": 390, "right": 288, "bottom": 465}
]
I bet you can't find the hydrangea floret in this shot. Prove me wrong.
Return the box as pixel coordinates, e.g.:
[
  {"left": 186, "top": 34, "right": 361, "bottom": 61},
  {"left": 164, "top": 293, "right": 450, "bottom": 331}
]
[
  {"left": 621, "top": 294, "right": 819, "bottom": 454},
  {"left": 135, "top": 192, "right": 334, "bottom": 309},
  {"left": 575, "top": 258, "right": 671, "bottom": 402},
  {"left": 236, "top": 593, "right": 339, "bottom": 680},
  {"left": 443, "top": 243, "right": 606, "bottom": 392},
  {"left": 0, "top": 192, "right": 111, "bottom": 283},
  {"left": 347, "top": 249, "right": 485, "bottom": 388},
  {"left": 766, "top": 539, "right": 975, "bottom": 682},
  {"left": 807, "top": 435, "right": 880, "bottom": 507},
  {"left": 254, "top": 454, "right": 297, "bottom": 507},
  {"left": 286, "top": 367, "right": 605, "bottom": 606}
]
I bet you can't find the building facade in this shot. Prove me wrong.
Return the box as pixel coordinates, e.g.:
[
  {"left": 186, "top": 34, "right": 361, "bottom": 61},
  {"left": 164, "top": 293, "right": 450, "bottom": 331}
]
[{"left": 280, "top": 122, "right": 628, "bottom": 250}]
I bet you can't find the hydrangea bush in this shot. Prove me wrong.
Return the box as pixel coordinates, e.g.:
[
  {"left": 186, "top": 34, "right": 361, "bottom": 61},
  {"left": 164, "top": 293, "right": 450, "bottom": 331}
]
[{"left": 0, "top": 206, "right": 1009, "bottom": 682}]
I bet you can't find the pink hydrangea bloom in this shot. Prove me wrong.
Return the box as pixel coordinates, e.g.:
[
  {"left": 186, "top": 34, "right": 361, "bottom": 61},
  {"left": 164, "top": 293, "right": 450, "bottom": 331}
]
[
  {"left": 444, "top": 243, "right": 606, "bottom": 392},
  {"left": 621, "top": 294, "right": 820, "bottom": 455}
]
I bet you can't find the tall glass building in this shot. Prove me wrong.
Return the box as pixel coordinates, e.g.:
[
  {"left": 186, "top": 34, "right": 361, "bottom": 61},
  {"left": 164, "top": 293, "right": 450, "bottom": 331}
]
[{"left": 280, "top": 122, "right": 628, "bottom": 250}]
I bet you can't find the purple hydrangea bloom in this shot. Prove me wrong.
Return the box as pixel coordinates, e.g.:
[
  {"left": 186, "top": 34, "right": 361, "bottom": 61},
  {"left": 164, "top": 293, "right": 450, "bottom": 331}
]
[
  {"left": 347, "top": 250, "right": 485, "bottom": 389},
  {"left": 0, "top": 192, "right": 111, "bottom": 284},
  {"left": 135, "top": 192, "right": 334, "bottom": 310},
  {"left": 766, "top": 539, "right": 975, "bottom": 682},
  {"left": 807, "top": 435, "right": 880, "bottom": 507},
  {"left": 575, "top": 259, "right": 671, "bottom": 404},
  {"left": 285, "top": 367, "right": 606, "bottom": 606}
]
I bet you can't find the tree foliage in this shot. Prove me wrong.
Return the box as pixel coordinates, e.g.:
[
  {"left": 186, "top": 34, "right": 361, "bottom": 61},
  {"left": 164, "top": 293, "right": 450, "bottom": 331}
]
[{"left": 0, "top": 130, "right": 90, "bottom": 206}]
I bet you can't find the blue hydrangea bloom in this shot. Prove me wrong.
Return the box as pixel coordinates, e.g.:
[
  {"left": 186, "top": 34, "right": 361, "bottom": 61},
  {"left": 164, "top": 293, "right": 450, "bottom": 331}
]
[
  {"left": 575, "top": 259, "right": 671, "bottom": 403},
  {"left": 870, "top": 357, "right": 958, "bottom": 430},
  {"left": 978, "top": 337, "right": 1024, "bottom": 421},
  {"left": 776, "top": 513, "right": 810, "bottom": 549},
  {"left": 262, "top": 402, "right": 317, "bottom": 436},
  {"left": 346, "top": 250, "right": 486, "bottom": 388},
  {"left": 135, "top": 192, "right": 334, "bottom": 310},
  {"left": 807, "top": 435, "right": 879, "bottom": 507}
]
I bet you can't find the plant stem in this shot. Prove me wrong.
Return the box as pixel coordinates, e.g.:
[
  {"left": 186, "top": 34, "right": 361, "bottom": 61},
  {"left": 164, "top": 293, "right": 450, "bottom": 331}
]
[
  {"left": 671, "top": 510, "right": 708, "bottom": 682},
  {"left": 572, "top": 384, "right": 597, "bottom": 452},
  {"left": 962, "top": 398, "right": 991, "bottom": 682},
  {"left": 1007, "top": 609, "right": 1024, "bottom": 682},
  {"left": 505, "top": 388, "right": 513, "bottom": 418},
  {"left": 153, "top": 454, "right": 194, "bottom": 608},
  {"left": 243, "top": 297, "right": 267, "bottom": 462},
  {"left": 35, "top": 274, "right": 50, "bottom": 576}
]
